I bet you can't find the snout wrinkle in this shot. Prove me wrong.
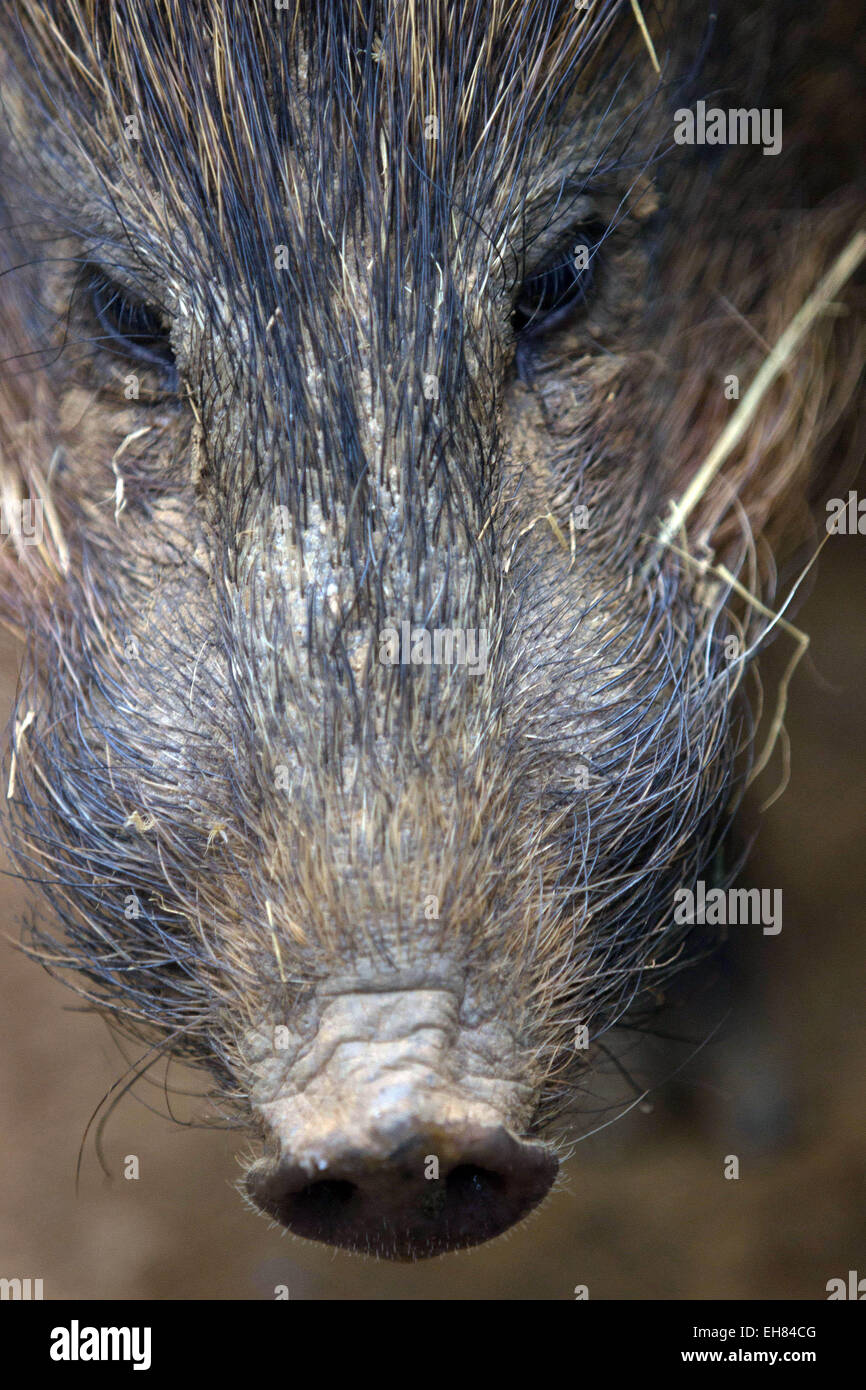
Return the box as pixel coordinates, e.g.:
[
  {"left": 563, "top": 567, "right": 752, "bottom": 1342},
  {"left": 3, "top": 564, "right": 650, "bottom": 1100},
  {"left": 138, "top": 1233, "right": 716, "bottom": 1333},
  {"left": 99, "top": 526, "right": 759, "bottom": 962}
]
[{"left": 243, "top": 982, "right": 556, "bottom": 1258}]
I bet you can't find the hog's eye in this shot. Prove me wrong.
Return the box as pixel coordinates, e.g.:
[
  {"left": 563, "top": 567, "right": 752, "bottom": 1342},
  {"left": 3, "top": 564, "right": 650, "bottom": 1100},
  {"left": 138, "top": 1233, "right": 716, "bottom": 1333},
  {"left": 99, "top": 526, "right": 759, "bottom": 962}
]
[
  {"left": 514, "top": 230, "right": 598, "bottom": 333},
  {"left": 87, "top": 270, "right": 176, "bottom": 377}
]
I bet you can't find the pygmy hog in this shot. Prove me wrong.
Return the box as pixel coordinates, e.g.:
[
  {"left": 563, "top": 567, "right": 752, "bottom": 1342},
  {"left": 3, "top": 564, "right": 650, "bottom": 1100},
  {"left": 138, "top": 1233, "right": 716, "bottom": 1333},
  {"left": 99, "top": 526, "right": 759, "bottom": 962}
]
[{"left": 0, "top": 0, "right": 862, "bottom": 1259}]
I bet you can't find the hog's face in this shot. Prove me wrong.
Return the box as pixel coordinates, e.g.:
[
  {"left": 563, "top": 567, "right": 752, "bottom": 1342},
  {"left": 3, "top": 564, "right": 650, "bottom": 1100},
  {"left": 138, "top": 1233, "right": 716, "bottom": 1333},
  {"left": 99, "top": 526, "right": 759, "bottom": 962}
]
[{"left": 0, "top": 2, "right": 855, "bottom": 1257}]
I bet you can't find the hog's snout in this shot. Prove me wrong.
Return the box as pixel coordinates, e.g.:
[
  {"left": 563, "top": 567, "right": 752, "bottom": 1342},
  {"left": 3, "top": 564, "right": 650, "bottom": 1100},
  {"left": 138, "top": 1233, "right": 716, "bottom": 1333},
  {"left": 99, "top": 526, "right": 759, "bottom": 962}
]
[
  {"left": 243, "top": 985, "right": 558, "bottom": 1258},
  {"left": 245, "top": 1109, "right": 556, "bottom": 1259}
]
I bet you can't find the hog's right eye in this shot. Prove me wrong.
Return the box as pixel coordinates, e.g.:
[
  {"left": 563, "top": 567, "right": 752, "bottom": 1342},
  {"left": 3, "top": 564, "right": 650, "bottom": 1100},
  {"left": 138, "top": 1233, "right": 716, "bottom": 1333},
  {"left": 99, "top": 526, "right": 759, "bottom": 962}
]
[
  {"left": 87, "top": 270, "right": 177, "bottom": 381},
  {"left": 513, "top": 229, "right": 599, "bottom": 334}
]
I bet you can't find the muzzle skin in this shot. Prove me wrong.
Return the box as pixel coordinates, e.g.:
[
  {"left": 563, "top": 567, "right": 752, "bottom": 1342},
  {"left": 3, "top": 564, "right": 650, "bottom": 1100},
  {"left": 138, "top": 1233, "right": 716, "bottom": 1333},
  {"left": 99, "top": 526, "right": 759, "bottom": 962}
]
[{"left": 243, "top": 978, "right": 558, "bottom": 1258}]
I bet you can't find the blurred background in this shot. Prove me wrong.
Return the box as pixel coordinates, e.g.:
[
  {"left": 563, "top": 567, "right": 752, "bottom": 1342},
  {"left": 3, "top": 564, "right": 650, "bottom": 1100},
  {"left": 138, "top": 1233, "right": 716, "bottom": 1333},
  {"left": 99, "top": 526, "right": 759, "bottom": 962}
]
[{"left": 0, "top": 519, "right": 863, "bottom": 1301}]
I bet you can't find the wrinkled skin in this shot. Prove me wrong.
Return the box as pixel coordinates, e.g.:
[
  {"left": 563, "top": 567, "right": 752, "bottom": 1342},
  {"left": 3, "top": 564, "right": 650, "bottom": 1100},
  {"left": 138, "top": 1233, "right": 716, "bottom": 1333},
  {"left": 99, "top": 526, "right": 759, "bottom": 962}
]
[{"left": 0, "top": 0, "right": 862, "bottom": 1257}]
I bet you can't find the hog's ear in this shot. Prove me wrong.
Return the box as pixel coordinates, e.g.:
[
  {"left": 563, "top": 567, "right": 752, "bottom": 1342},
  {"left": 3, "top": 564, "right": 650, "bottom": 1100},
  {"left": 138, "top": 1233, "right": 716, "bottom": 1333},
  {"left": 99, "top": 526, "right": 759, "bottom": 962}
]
[
  {"left": 658, "top": 0, "right": 866, "bottom": 572},
  {"left": 661, "top": 195, "right": 865, "bottom": 568}
]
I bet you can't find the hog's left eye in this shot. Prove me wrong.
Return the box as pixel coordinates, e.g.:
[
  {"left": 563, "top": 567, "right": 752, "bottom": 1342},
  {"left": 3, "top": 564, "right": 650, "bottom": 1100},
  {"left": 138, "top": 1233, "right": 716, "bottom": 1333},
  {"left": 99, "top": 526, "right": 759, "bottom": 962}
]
[
  {"left": 88, "top": 270, "right": 176, "bottom": 377},
  {"left": 514, "top": 230, "right": 598, "bottom": 333}
]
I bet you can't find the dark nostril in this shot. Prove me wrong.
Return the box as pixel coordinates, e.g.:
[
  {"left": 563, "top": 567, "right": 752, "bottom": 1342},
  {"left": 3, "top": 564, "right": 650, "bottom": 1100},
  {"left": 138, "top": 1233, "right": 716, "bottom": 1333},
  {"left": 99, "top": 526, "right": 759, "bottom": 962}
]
[
  {"left": 445, "top": 1163, "right": 504, "bottom": 1206},
  {"left": 289, "top": 1178, "right": 357, "bottom": 1221},
  {"left": 246, "top": 1123, "right": 557, "bottom": 1258}
]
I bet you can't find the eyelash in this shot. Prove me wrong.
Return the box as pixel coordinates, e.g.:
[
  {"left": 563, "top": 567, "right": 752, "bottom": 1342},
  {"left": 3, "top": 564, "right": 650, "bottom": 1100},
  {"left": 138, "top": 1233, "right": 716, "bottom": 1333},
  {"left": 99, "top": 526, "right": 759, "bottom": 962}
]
[
  {"left": 86, "top": 269, "right": 177, "bottom": 381},
  {"left": 513, "top": 226, "right": 601, "bottom": 335}
]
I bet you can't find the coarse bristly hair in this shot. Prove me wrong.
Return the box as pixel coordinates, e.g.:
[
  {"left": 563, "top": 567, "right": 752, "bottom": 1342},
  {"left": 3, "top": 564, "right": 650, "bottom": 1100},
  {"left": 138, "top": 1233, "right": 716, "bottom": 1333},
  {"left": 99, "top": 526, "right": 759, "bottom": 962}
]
[{"left": 0, "top": 0, "right": 863, "bottom": 1148}]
